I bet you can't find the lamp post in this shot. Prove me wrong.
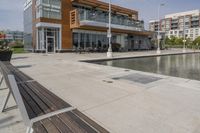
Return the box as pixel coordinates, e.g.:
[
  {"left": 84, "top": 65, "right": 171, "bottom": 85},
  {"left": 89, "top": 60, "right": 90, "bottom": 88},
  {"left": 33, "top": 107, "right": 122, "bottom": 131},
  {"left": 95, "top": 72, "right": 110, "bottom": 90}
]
[
  {"left": 183, "top": 39, "right": 186, "bottom": 52},
  {"left": 183, "top": 16, "right": 186, "bottom": 53},
  {"left": 157, "top": 3, "right": 165, "bottom": 54},
  {"left": 107, "top": 0, "right": 113, "bottom": 58}
]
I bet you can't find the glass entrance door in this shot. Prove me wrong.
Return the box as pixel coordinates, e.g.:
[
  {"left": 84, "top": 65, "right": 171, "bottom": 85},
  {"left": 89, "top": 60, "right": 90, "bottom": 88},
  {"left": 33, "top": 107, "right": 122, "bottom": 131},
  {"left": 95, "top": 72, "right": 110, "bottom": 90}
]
[{"left": 47, "top": 36, "right": 55, "bottom": 53}]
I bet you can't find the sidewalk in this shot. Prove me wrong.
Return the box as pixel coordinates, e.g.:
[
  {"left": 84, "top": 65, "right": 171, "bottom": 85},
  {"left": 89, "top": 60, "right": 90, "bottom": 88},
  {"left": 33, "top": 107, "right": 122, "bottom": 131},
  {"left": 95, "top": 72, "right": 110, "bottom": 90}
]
[{"left": 0, "top": 49, "right": 200, "bottom": 133}]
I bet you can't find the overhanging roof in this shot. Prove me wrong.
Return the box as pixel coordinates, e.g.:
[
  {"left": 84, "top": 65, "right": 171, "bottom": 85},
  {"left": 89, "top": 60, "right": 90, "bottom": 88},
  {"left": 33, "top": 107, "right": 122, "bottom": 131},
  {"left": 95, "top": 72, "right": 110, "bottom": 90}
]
[{"left": 71, "top": 0, "right": 138, "bottom": 16}]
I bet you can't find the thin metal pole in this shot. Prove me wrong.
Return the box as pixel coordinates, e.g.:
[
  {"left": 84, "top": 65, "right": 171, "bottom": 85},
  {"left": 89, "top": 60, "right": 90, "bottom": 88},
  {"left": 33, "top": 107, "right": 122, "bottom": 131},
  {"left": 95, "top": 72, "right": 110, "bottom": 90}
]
[
  {"left": 157, "top": 4, "right": 161, "bottom": 54},
  {"left": 107, "top": 0, "right": 113, "bottom": 57},
  {"left": 183, "top": 16, "right": 186, "bottom": 52},
  {"left": 108, "top": 0, "right": 111, "bottom": 52},
  {"left": 46, "top": 30, "right": 48, "bottom": 54}
]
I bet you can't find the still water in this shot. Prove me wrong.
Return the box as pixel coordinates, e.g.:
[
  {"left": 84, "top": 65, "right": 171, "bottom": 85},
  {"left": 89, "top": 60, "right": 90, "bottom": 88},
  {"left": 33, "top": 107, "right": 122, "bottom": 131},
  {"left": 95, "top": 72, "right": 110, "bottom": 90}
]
[{"left": 95, "top": 53, "right": 200, "bottom": 81}]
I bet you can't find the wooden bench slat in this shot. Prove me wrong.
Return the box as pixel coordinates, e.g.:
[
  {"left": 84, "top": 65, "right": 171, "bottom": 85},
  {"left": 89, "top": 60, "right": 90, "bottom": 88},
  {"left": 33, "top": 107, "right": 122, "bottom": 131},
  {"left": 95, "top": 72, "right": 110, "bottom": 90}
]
[
  {"left": 33, "top": 122, "right": 48, "bottom": 133},
  {"left": 58, "top": 113, "right": 89, "bottom": 133},
  {"left": 19, "top": 82, "right": 77, "bottom": 133},
  {"left": 18, "top": 83, "right": 45, "bottom": 117},
  {"left": 50, "top": 116, "right": 73, "bottom": 133},
  {"left": 31, "top": 82, "right": 71, "bottom": 109},
  {"left": 21, "top": 84, "right": 62, "bottom": 133},
  {"left": 24, "top": 81, "right": 97, "bottom": 133},
  {"left": 72, "top": 110, "right": 110, "bottom": 133},
  {"left": 40, "top": 118, "right": 61, "bottom": 133},
  {"left": 28, "top": 82, "right": 58, "bottom": 110},
  {"left": 21, "top": 83, "right": 52, "bottom": 114},
  {"left": 23, "top": 92, "right": 57, "bottom": 133},
  {"left": 23, "top": 96, "right": 37, "bottom": 119},
  {"left": 65, "top": 111, "right": 98, "bottom": 133}
]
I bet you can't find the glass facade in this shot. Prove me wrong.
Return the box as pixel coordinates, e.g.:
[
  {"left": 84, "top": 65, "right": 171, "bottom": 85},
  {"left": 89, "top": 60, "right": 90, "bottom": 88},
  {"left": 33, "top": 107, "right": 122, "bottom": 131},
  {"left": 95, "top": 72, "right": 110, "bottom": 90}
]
[
  {"left": 24, "top": 2, "right": 33, "bottom": 50},
  {"left": 73, "top": 30, "right": 123, "bottom": 49},
  {"left": 37, "top": 27, "right": 60, "bottom": 52},
  {"left": 73, "top": 30, "right": 109, "bottom": 50},
  {"left": 72, "top": 30, "right": 151, "bottom": 51},
  {"left": 73, "top": 5, "right": 144, "bottom": 30},
  {"left": 36, "top": 0, "right": 61, "bottom": 19}
]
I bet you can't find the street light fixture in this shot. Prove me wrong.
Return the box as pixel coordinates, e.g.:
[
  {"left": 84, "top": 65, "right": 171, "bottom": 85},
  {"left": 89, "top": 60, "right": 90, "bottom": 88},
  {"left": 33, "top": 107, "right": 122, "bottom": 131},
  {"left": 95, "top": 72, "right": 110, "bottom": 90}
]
[
  {"left": 107, "top": 0, "right": 113, "bottom": 58},
  {"left": 157, "top": 3, "right": 165, "bottom": 54}
]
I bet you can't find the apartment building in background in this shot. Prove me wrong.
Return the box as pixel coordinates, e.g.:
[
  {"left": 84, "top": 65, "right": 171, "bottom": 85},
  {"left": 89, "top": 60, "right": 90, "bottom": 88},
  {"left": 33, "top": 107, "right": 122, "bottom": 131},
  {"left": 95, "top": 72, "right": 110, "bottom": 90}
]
[
  {"left": 149, "top": 10, "right": 200, "bottom": 40},
  {"left": 0, "top": 30, "right": 24, "bottom": 42},
  {"left": 24, "top": 0, "right": 152, "bottom": 53}
]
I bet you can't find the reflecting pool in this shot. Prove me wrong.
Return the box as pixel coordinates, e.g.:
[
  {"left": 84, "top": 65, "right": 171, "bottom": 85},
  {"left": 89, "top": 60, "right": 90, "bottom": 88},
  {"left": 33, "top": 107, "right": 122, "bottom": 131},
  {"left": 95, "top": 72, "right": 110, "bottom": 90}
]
[{"left": 95, "top": 53, "right": 200, "bottom": 81}]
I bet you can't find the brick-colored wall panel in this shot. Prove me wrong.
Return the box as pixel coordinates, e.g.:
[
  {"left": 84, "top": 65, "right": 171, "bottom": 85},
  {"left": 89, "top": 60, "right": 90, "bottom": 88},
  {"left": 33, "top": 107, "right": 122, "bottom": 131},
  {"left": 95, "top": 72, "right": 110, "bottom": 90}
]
[{"left": 61, "top": 0, "right": 73, "bottom": 49}]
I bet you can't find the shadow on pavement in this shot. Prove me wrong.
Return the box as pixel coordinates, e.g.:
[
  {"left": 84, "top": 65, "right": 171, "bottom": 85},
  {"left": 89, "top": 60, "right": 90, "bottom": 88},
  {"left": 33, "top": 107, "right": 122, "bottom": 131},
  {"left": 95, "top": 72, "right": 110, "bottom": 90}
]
[{"left": 12, "top": 57, "right": 28, "bottom": 60}]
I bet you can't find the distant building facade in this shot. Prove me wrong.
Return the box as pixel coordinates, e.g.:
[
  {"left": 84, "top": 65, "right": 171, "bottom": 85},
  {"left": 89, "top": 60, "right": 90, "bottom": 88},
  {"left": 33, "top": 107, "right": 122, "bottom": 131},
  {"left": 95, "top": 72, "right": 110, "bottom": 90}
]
[
  {"left": 149, "top": 10, "right": 200, "bottom": 40},
  {"left": 0, "top": 30, "right": 24, "bottom": 42}
]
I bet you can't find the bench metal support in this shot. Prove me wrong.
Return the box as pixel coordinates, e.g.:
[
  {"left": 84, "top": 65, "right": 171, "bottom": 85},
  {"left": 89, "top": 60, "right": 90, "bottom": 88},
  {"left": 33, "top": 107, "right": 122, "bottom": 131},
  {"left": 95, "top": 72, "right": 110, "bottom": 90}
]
[
  {"left": 26, "top": 107, "right": 75, "bottom": 133},
  {"left": 26, "top": 126, "right": 33, "bottom": 133},
  {"left": 0, "top": 76, "right": 8, "bottom": 90},
  {"left": 0, "top": 76, "right": 3, "bottom": 86},
  {"left": 31, "top": 107, "right": 75, "bottom": 124},
  {"left": 8, "top": 75, "right": 76, "bottom": 133},
  {"left": 1, "top": 90, "right": 11, "bottom": 112},
  {"left": 8, "top": 75, "right": 31, "bottom": 126}
]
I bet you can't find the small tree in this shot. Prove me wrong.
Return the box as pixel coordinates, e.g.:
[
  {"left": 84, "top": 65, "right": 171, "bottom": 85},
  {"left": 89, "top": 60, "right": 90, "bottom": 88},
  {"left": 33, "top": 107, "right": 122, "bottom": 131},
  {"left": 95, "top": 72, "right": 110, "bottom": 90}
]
[
  {"left": 165, "top": 36, "right": 171, "bottom": 45},
  {"left": 175, "top": 37, "right": 183, "bottom": 45},
  {"left": 165, "top": 36, "right": 177, "bottom": 45},
  {"left": 193, "top": 36, "right": 200, "bottom": 46},
  {"left": 185, "top": 38, "right": 192, "bottom": 48}
]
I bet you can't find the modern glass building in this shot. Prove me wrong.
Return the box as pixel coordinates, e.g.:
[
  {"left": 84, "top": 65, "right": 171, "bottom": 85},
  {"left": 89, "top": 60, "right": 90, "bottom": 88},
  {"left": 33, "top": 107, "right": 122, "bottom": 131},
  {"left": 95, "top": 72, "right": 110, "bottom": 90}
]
[{"left": 24, "top": 0, "right": 152, "bottom": 53}]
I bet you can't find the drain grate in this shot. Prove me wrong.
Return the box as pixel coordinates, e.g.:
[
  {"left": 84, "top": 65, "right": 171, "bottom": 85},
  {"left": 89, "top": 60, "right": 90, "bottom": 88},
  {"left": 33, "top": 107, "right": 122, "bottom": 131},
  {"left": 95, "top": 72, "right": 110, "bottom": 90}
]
[{"left": 112, "top": 73, "right": 162, "bottom": 84}]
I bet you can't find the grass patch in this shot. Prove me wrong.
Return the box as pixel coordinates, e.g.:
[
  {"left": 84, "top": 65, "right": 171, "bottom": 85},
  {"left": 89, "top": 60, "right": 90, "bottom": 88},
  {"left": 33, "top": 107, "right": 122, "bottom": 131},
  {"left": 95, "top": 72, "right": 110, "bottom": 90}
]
[{"left": 12, "top": 48, "right": 28, "bottom": 54}]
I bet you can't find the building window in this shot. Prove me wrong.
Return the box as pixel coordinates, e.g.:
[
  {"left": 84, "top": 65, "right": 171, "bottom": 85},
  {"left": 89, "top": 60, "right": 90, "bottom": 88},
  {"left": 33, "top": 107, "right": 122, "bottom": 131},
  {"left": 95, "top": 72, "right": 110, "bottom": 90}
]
[
  {"left": 36, "top": 0, "right": 61, "bottom": 19},
  {"left": 139, "top": 40, "right": 142, "bottom": 44}
]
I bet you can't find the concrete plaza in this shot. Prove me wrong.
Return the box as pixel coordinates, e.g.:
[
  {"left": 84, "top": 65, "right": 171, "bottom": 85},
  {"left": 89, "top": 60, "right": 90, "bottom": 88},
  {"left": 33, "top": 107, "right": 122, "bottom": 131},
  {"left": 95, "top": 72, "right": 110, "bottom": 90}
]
[{"left": 1, "top": 49, "right": 200, "bottom": 133}]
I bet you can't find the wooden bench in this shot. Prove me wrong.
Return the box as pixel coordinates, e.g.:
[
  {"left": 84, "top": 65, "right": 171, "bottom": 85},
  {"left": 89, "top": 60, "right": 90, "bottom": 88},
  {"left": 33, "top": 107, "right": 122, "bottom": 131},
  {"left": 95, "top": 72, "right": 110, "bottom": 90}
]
[{"left": 0, "top": 62, "right": 109, "bottom": 133}]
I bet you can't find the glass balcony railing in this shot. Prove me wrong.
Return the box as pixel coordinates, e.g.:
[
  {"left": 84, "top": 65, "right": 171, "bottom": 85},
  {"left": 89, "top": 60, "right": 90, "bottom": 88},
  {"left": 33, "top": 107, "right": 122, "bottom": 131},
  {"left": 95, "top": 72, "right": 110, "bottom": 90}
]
[
  {"left": 191, "top": 17, "right": 199, "bottom": 21},
  {"left": 171, "top": 20, "right": 178, "bottom": 24},
  {"left": 77, "top": 8, "right": 144, "bottom": 31}
]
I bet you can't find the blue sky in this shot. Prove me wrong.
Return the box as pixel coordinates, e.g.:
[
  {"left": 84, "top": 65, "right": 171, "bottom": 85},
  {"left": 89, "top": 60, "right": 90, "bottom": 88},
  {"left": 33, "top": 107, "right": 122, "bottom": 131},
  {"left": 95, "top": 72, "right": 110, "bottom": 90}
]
[{"left": 0, "top": 0, "right": 200, "bottom": 31}]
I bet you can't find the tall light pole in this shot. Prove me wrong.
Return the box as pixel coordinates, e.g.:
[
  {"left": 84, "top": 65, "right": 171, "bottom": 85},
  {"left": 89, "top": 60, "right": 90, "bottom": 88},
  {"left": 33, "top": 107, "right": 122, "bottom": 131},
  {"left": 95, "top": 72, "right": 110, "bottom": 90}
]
[
  {"left": 107, "top": 0, "right": 113, "bottom": 58},
  {"left": 157, "top": 3, "right": 165, "bottom": 54},
  {"left": 183, "top": 16, "right": 186, "bottom": 52}
]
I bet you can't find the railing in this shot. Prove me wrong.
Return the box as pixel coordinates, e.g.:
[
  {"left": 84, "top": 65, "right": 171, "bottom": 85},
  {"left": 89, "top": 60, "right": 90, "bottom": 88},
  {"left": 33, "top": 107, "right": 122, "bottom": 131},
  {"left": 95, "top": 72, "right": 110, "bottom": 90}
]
[
  {"left": 171, "top": 20, "right": 178, "bottom": 23},
  {"left": 191, "top": 17, "right": 199, "bottom": 21},
  {"left": 71, "top": 8, "right": 144, "bottom": 31}
]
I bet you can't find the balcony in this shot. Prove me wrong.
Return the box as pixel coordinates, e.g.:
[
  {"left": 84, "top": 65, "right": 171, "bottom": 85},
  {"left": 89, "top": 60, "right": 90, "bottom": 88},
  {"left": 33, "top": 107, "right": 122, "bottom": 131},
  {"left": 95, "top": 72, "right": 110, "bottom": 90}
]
[
  {"left": 70, "top": 9, "right": 144, "bottom": 31},
  {"left": 191, "top": 17, "right": 199, "bottom": 21},
  {"left": 171, "top": 19, "right": 178, "bottom": 24},
  {"left": 191, "top": 22, "right": 199, "bottom": 28}
]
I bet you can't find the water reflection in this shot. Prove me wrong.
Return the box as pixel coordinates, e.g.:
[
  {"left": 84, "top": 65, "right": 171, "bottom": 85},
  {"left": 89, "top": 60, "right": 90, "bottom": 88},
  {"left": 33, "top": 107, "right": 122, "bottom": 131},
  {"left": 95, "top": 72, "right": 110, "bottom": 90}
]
[{"left": 97, "top": 53, "right": 200, "bottom": 81}]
